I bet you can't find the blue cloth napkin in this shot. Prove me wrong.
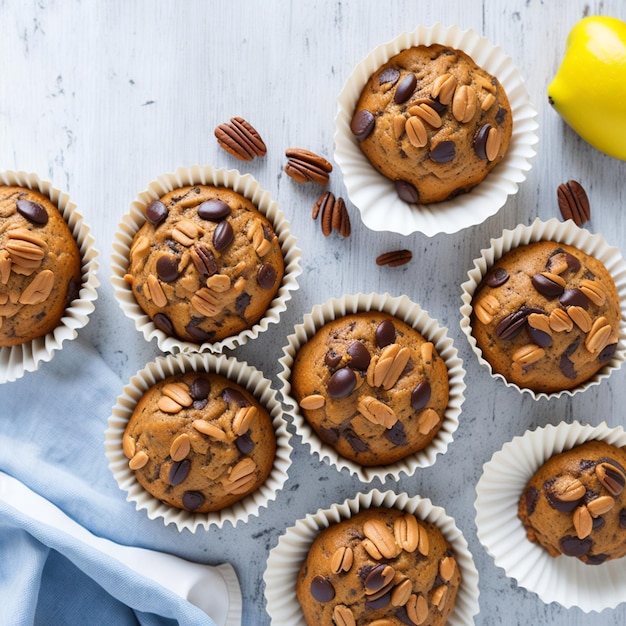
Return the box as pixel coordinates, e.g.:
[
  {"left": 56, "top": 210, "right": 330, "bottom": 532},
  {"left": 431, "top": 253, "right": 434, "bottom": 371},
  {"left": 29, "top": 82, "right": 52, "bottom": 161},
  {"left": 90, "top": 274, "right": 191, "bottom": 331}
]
[{"left": 0, "top": 337, "right": 220, "bottom": 626}]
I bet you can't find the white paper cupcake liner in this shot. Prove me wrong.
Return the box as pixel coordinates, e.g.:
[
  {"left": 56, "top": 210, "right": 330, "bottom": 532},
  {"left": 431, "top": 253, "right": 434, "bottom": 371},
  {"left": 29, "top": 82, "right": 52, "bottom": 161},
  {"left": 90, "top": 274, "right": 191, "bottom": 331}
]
[
  {"left": 460, "top": 217, "right": 626, "bottom": 400},
  {"left": 111, "top": 164, "right": 302, "bottom": 354},
  {"left": 334, "top": 23, "right": 538, "bottom": 237},
  {"left": 0, "top": 171, "right": 99, "bottom": 383},
  {"left": 105, "top": 351, "right": 292, "bottom": 531},
  {"left": 264, "top": 489, "right": 480, "bottom": 625},
  {"left": 475, "top": 420, "right": 626, "bottom": 612},
  {"left": 278, "top": 293, "right": 465, "bottom": 483}
]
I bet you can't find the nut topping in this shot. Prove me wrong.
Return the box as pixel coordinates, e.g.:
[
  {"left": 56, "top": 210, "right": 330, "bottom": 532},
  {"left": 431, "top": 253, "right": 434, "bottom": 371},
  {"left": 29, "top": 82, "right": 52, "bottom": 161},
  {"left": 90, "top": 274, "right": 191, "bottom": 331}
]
[
  {"left": 512, "top": 343, "right": 545, "bottom": 366},
  {"left": 405, "top": 115, "right": 428, "bottom": 148},
  {"left": 330, "top": 546, "right": 354, "bottom": 574},
  {"left": 439, "top": 555, "right": 457, "bottom": 582},
  {"left": 357, "top": 395, "right": 398, "bottom": 428},
  {"left": 171, "top": 218, "right": 201, "bottom": 247},
  {"left": 417, "top": 408, "right": 440, "bottom": 435},
  {"left": 233, "top": 405, "right": 257, "bottom": 436},
  {"left": 393, "top": 114, "right": 407, "bottom": 139},
  {"left": 375, "top": 249, "right": 413, "bottom": 267},
  {"left": 367, "top": 343, "right": 411, "bottom": 390},
  {"left": 223, "top": 457, "right": 257, "bottom": 494},
  {"left": 431, "top": 585, "right": 448, "bottom": 610},
  {"left": 391, "top": 579, "right": 413, "bottom": 607},
  {"left": 587, "top": 495, "right": 615, "bottom": 517},
  {"left": 579, "top": 279, "right": 606, "bottom": 306},
  {"left": 332, "top": 605, "right": 356, "bottom": 626},
  {"left": 573, "top": 505, "right": 593, "bottom": 539},
  {"left": 299, "top": 394, "right": 325, "bottom": 410},
  {"left": 214, "top": 116, "right": 267, "bottom": 161},
  {"left": 162, "top": 382, "right": 193, "bottom": 407},
  {"left": 567, "top": 305, "right": 592, "bottom": 332},
  {"left": 549, "top": 308, "right": 574, "bottom": 332},
  {"left": 406, "top": 593, "right": 429, "bottom": 626},
  {"left": 192, "top": 419, "right": 228, "bottom": 441},
  {"left": 596, "top": 461, "right": 626, "bottom": 496},
  {"left": 474, "top": 293, "right": 500, "bottom": 324},
  {"left": 452, "top": 84, "right": 477, "bottom": 123},
  {"left": 431, "top": 73, "right": 457, "bottom": 105},
  {"left": 393, "top": 513, "right": 419, "bottom": 552},
  {"left": 122, "top": 433, "right": 136, "bottom": 459},
  {"left": 284, "top": 148, "right": 333, "bottom": 185},
  {"left": 128, "top": 450, "right": 149, "bottom": 470},
  {"left": 19, "top": 269, "right": 54, "bottom": 305},
  {"left": 557, "top": 180, "right": 590, "bottom": 226},
  {"left": 146, "top": 274, "right": 168, "bottom": 308},
  {"left": 485, "top": 126, "right": 502, "bottom": 161},
  {"left": 585, "top": 316, "right": 612, "bottom": 354},
  {"left": 552, "top": 475, "right": 586, "bottom": 503},
  {"left": 407, "top": 102, "right": 442, "bottom": 128},
  {"left": 169, "top": 433, "right": 191, "bottom": 462},
  {"left": 362, "top": 519, "right": 400, "bottom": 559}
]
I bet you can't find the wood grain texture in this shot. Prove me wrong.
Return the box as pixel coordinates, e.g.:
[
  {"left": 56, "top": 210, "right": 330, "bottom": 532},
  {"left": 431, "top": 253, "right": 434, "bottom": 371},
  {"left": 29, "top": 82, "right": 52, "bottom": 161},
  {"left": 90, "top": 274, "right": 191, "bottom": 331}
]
[{"left": 2, "top": 1, "right": 626, "bottom": 624}]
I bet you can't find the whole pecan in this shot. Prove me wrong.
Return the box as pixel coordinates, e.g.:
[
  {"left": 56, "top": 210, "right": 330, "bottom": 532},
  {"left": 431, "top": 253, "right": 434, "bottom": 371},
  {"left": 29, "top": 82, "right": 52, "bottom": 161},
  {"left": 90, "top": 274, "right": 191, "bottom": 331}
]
[
  {"left": 284, "top": 148, "right": 333, "bottom": 184},
  {"left": 557, "top": 179, "right": 590, "bottom": 226},
  {"left": 376, "top": 249, "right": 413, "bottom": 267},
  {"left": 214, "top": 117, "right": 267, "bottom": 161},
  {"left": 312, "top": 190, "right": 350, "bottom": 237}
]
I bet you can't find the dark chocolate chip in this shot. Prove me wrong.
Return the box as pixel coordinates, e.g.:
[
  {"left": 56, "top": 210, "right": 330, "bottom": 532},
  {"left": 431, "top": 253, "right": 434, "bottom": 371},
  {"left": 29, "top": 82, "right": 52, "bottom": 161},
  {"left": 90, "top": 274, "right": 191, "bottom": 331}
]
[
  {"left": 235, "top": 291, "right": 251, "bottom": 317},
  {"left": 365, "top": 591, "right": 391, "bottom": 609},
  {"left": 364, "top": 564, "right": 390, "bottom": 593},
  {"left": 559, "top": 535, "right": 593, "bottom": 557},
  {"left": 599, "top": 342, "right": 617, "bottom": 363},
  {"left": 212, "top": 220, "right": 234, "bottom": 251},
  {"left": 585, "top": 553, "right": 609, "bottom": 565},
  {"left": 429, "top": 140, "right": 456, "bottom": 163},
  {"left": 410, "top": 380, "right": 431, "bottom": 411},
  {"left": 394, "top": 73, "right": 417, "bottom": 104},
  {"left": 343, "top": 428, "right": 368, "bottom": 453},
  {"left": 592, "top": 516, "right": 606, "bottom": 530},
  {"left": 375, "top": 319, "right": 396, "bottom": 347},
  {"left": 559, "top": 288, "right": 590, "bottom": 309},
  {"left": 153, "top": 312, "right": 174, "bottom": 336},
  {"left": 257, "top": 263, "right": 277, "bottom": 289},
  {"left": 327, "top": 367, "right": 356, "bottom": 399},
  {"left": 527, "top": 325, "right": 552, "bottom": 348},
  {"left": 394, "top": 179, "right": 419, "bottom": 204},
  {"left": 182, "top": 490, "right": 205, "bottom": 511},
  {"left": 319, "top": 425, "right": 339, "bottom": 444},
  {"left": 222, "top": 387, "right": 248, "bottom": 406},
  {"left": 619, "top": 508, "right": 626, "bottom": 529},
  {"left": 156, "top": 254, "right": 179, "bottom": 282},
  {"left": 347, "top": 341, "right": 371, "bottom": 370},
  {"left": 495, "top": 107, "right": 507, "bottom": 125},
  {"left": 378, "top": 67, "right": 400, "bottom": 86},
  {"left": 324, "top": 349, "right": 342, "bottom": 368},
  {"left": 350, "top": 109, "right": 376, "bottom": 141},
  {"left": 16, "top": 198, "right": 48, "bottom": 224},
  {"left": 236, "top": 433, "right": 255, "bottom": 454},
  {"left": 495, "top": 307, "right": 543, "bottom": 340},
  {"left": 532, "top": 273, "right": 565, "bottom": 299},
  {"left": 169, "top": 459, "right": 191, "bottom": 486},
  {"left": 524, "top": 486, "right": 540, "bottom": 517},
  {"left": 145, "top": 200, "right": 168, "bottom": 225},
  {"left": 385, "top": 420, "right": 407, "bottom": 446},
  {"left": 198, "top": 199, "right": 231, "bottom": 221},
  {"left": 185, "top": 324, "right": 213, "bottom": 343},
  {"left": 189, "top": 377, "right": 211, "bottom": 400},
  {"left": 474, "top": 124, "right": 491, "bottom": 159},
  {"left": 485, "top": 267, "right": 509, "bottom": 288},
  {"left": 310, "top": 575, "right": 335, "bottom": 602}
]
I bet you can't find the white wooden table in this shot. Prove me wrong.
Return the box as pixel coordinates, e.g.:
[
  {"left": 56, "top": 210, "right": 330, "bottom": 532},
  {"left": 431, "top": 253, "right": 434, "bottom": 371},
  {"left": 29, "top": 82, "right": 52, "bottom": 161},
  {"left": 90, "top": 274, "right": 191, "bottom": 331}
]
[{"left": 2, "top": 1, "right": 626, "bottom": 624}]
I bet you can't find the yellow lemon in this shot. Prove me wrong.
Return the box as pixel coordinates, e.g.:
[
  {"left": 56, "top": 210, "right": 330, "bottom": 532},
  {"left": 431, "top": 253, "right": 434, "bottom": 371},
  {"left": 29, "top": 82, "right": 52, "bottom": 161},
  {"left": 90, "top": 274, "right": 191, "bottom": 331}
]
[{"left": 548, "top": 15, "right": 626, "bottom": 160}]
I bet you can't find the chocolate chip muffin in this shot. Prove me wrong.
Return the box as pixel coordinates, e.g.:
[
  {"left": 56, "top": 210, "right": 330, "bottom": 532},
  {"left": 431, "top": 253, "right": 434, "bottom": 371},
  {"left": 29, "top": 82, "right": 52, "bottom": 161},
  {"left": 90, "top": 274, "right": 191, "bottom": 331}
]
[
  {"left": 126, "top": 184, "right": 284, "bottom": 344},
  {"left": 518, "top": 440, "right": 626, "bottom": 565},
  {"left": 290, "top": 311, "right": 449, "bottom": 466},
  {"left": 122, "top": 371, "right": 276, "bottom": 513},
  {"left": 350, "top": 43, "right": 512, "bottom": 204},
  {"left": 0, "top": 185, "right": 81, "bottom": 347},
  {"left": 471, "top": 241, "right": 621, "bottom": 393},
  {"left": 296, "top": 507, "right": 461, "bottom": 625}
]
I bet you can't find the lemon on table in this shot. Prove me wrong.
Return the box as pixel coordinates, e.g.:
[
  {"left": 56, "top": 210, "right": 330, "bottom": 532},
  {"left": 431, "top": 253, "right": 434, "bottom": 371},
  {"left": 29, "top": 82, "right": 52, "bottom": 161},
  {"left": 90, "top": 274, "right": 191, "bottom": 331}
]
[{"left": 548, "top": 15, "right": 626, "bottom": 160}]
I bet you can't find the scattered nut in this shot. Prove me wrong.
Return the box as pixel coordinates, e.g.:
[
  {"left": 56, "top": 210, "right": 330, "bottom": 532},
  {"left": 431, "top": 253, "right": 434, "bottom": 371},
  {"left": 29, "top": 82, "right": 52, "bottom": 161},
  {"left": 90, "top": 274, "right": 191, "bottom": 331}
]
[
  {"left": 284, "top": 148, "right": 332, "bottom": 184},
  {"left": 214, "top": 116, "right": 267, "bottom": 161},
  {"left": 312, "top": 190, "right": 351, "bottom": 237},
  {"left": 557, "top": 179, "right": 590, "bottom": 226},
  {"left": 376, "top": 249, "right": 413, "bottom": 267}
]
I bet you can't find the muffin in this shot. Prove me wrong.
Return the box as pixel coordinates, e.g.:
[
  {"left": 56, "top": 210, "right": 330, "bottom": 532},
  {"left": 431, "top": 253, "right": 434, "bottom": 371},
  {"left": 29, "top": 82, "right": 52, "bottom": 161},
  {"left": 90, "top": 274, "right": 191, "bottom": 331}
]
[
  {"left": 296, "top": 506, "right": 461, "bottom": 625},
  {"left": 122, "top": 370, "right": 276, "bottom": 513},
  {"left": 470, "top": 240, "right": 621, "bottom": 394},
  {"left": 290, "top": 311, "right": 450, "bottom": 467},
  {"left": 0, "top": 185, "right": 82, "bottom": 347},
  {"left": 125, "top": 183, "right": 285, "bottom": 344},
  {"left": 518, "top": 440, "right": 626, "bottom": 565},
  {"left": 350, "top": 43, "right": 513, "bottom": 205}
]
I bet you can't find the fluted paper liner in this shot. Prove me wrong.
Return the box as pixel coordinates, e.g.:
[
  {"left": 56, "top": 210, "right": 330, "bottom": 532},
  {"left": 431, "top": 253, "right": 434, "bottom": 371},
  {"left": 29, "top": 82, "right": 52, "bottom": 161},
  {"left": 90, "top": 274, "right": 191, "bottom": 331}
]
[
  {"left": 334, "top": 23, "right": 538, "bottom": 236},
  {"left": 475, "top": 420, "right": 626, "bottom": 612},
  {"left": 460, "top": 217, "right": 626, "bottom": 400},
  {"left": 105, "top": 352, "right": 292, "bottom": 531},
  {"left": 0, "top": 171, "right": 99, "bottom": 383},
  {"left": 111, "top": 165, "right": 302, "bottom": 354},
  {"left": 264, "top": 489, "right": 480, "bottom": 625},
  {"left": 278, "top": 293, "right": 465, "bottom": 483}
]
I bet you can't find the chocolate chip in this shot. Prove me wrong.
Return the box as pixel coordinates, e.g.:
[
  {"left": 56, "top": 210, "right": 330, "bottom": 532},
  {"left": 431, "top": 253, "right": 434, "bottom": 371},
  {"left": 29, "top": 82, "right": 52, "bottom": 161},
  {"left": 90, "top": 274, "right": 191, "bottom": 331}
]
[
  {"left": 343, "top": 428, "right": 368, "bottom": 452},
  {"left": 169, "top": 459, "right": 191, "bottom": 486},
  {"left": 394, "top": 180, "right": 419, "bottom": 204},
  {"left": 598, "top": 342, "right": 617, "bottom": 363},
  {"left": 198, "top": 199, "right": 231, "bottom": 221},
  {"left": 235, "top": 291, "right": 251, "bottom": 316},
  {"left": 327, "top": 367, "right": 356, "bottom": 399},
  {"left": 525, "top": 486, "right": 540, "bottom": 516},
  {"left": 257, "top": 263, "right": 277, "bottom": 289},
  {"left": 185, "top": 324, "right": 213, "bottom": 343},
  {"left": 474, "top": 124, "right": 491, "bottom": 159},
  {"left": 319, "top": 425, "right": 339, "bottom": 444},
  {"left": 586, "top": 553, "right": 609, "bottom": 565},
  {"left": 532, "top": 273, "right": 565, "bottom": 299},
  {"left": 559, "top": 535, "right": 593, "bottom": 557},
  {"left": 378, "top": 67, "right": 400, "bottom": 86},
  {"left": 156, "top": 254, "right": 179, "bottom": 282},
  {"left": 495, "top": 307, "right": 543, "bottom": 340},
  {"left": 366, "top": 592, "right": 392, "bottom": 609},
  {"left": 236, "top": 433, "right": 255, "bottom": 454},
  {"left": 619, "top": 508, "right": 626, "bottom": 529},
  {"left": 16, "top": 199, "right": 48, "bottom": 224},
  {"left": 189, "top": 377, "right": 211, "bottom": 400},
  {"left": 310, "top": 575, "right": 335, "bottom": 602},
  {"left": 325, "top": 349, "right": 342, "bottom": 368},
  {"left": 429, "top": 140, "right": 456, "bottom": 163},
  {"left": 593, "top": 516, "right": 606, "bottom": 530},
  {"left": 347, "top": 341, "right": 371, "bottom": 370},
  {"left": 222, "top": 387, "right": 248, "bottom": 406},
  {"left": 560, "top": 354, "right": 577, "bottom": 379},
  {"left": 375, "top": 319, "right": 396, "bottom": 348},
  {"left": 153, "top": 312, "right": 174, "bottom": 336},
  {"left": 559, "top": 288, "right": 590, "bottom": 309},
  {"left": 385, "top": 420, "right": 407, "bottom": 446},
  {"left": 182, "top": 490, "right": 205, "bottom": 511},
  {"left": 350, "top": 109, "right": 375, "bottom": 141},
  {"left": 394, "top": 73, "right": 417, "bottom": 104},
  {"left": 410, "top": 380, "right": 431, "bottom": 411},
  {"left": 527, "top": 325, "right": 552, "bottom": 348},
  {"left": 495, "top": 107, "right": 507, "bottom": 125},
  {"left": 364, "top": 564, "right": 391, "bottom": 593},
  {"left": 485, "top": 267, "right": 509, "bottom": 288},
  {"left": 213, "top": 220, "right": 234, "bottom": 251},
  {"left": 145, "top": 200, "right": 168, "bottom": 225}
]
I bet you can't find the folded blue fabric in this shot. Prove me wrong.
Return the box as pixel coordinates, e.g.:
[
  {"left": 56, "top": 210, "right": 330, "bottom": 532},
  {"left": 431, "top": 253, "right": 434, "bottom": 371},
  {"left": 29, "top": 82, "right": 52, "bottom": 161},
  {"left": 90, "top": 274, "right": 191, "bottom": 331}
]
[{"left": 0, "top": 338, "right": 218, "bottom": 625}]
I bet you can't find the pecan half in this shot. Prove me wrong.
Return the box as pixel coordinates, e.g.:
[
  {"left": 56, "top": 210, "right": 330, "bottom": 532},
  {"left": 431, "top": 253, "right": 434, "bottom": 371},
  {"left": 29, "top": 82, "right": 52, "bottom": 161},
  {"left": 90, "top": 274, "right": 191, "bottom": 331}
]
[
  {"left": 375, "top": 249, "right": 413, "bottom": 267},
  {"left": 312, "top": 190, "right": 351, "bottom": 237},
  {"left": 557, "top": 180, "right": 590, "bottom": 226},
  {"left": 214, "top": 116, "right": 267, "bottom": 161},
  {"left": 284, "top": 148, "right": 332, "bottom": 184}
]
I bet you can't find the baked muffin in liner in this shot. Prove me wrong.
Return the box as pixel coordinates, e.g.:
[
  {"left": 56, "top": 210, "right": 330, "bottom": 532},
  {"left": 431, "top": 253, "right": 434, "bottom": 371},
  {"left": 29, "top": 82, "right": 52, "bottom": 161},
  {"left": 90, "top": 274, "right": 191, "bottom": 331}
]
[
  {"left": 460, "top": 217, "right": 626, "bottom": 400},
  {"left": 334, "top": 22, "right": 538, "bottom": 237},
  {"left": 264, "top": 488, "right": 480, "bottom": 625},
  {"left": 105, "top": 351, "right": 292, "bottom": 531},
  {"left": 475, "top": 420, "right": 626, "bottom": 612},
  {"left": 278, "top": 293, "right": 465, "bottom": 483},
  {"left": 111, "top": 165, "right": 301, "bottom": 353},
  {"left": 0, "top": 170, "right": 99, "bottom": 383}
]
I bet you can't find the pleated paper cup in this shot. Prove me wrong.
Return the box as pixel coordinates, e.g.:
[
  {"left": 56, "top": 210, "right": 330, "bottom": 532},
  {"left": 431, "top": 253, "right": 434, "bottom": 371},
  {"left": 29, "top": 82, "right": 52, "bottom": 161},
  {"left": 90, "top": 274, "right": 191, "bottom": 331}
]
[
  {"left": 111, "top": 164, "right": 301, "bottom": 354},
  {"left": 334, "top": 23, "right": 538, "bottom": 236},
  {"left": 264, "top": 489, "right": 480, "bottom": 625},
  {"left": 0, "top": 171, "right": 99, "bottom": 383},
  {"left": 475, "top": 420, "right": 626, "bottom": 612},
  {"left": 460, "top": 217, "right": 626, "bottom": 400},
  {"left": 105, "top": 351, "right": 292, "bottom": 531},
  {"left": 278, "top": 293, "right": 465, "bottom": 483}
]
